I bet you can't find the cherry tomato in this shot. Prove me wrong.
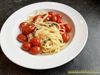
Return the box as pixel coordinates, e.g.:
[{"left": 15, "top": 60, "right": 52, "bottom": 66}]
[
  {"left": 22, "top": 25, "right": 35, "bottom": 35},
  {"left": 17, "top": 34, "right": 27, "bottom": 42},
  {"left": 64, "top": 24, "right": 72, "bottom": 32},
  {"left": 22, "top": 42, "right": 32, "bottom": 51},
  {"left": 19, "top": 22, "right": 29, "bottom": 31},
  {"left": 62, "top": 33, "right": 70, "bottom": 42},
  {"left": 56, "top": 14, "right": 62, "bottom": 23},
  {"left": 30, "top": 38, "right": 41, "bottom": 46},
  {"left": 57, "top": 18, "right": 62, "bottom": 23},
  {"left": 28, "top": 25, "right": 35, "bottom": 32},
  {"left": 56, "top": 14, "right": 62, "bottom": 19},
  {"left": 48, "top": 12, "right": 58, "bottom": 22},
  {"left": 20, "top": 23, "right": 35, "bottom": 35},
  {"left": 51, "top": 15, "right": 58, "bottom": 22},
  {"left": 48, "top": 12, "right": 62, "bottom": 23},
  {"left": 30, "top": 46, "right": 41, "bottom": 55}
]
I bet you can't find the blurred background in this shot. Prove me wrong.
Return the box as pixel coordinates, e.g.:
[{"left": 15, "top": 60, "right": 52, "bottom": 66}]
[{"left": 0, "top": 0, "right": 100, "bottom": 75}]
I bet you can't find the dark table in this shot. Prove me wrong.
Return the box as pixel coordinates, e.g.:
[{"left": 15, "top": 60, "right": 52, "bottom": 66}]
[{"left": 0, "top": 0, "right": 100, "bottom": 75}]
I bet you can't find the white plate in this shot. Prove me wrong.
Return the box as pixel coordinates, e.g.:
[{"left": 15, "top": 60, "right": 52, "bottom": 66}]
[{"left": 0, "top": 2, "right": 88, "bottom": 69}]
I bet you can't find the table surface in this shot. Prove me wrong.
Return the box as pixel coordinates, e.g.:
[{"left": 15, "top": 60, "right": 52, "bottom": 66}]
[{"left": 0, "top": 0, "right": 100, "bottom": 75}]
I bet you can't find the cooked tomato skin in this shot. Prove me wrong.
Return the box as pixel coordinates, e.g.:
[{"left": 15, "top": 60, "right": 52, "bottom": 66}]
[
  {"left": 56, "top": 14, "right": 62, "bottom": 19},
  {"left": 48, "top": 12, "right": 63, "bottom": 23},
  {"left": 30, "top": 38, "right": 41, "bottom": 46},
  {"left": 62, "top": 33, "right": 70, "bottom": 42},
  {"left": 48, "top": 12, "right": 57, "bottom": 22},
  {"left": 20, "top": 22, "right": 35, "bottom": 35},
  {"left": 57, "top": 18, "right": 62, "bottom": 23},
  {"left": 28, "top": 25, "right": 35, "bottom": 32},
  {"left": 56, "top": 14, "right": 62, "bottom": 23},
  {"left": 22, "top": 42, "right": 32, "bottom": 51},
  {"left": 51, "top": 15, "right": 58, "bottom": 22},
  {"left": 17, "top": 34, "right": 27, "bottom": 42},
  {"left": 63, "top": 24, "right": 72, "bottom": 32},
  {"left": 30, "top": 46, "right": 41, "bottom": 55},
  {"left": 19, "top": 22, "right": 28, "bottom": 31}
]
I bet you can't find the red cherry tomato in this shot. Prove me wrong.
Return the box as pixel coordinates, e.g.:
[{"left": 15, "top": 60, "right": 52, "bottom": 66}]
[
  {"left": 56, "top": 14, "right": 62, "bottom": 19},
  {"left": 48, "top": 12, "right": 58, "bottom": 22},
  {"left": 30, "top": 46, "right": 41, "bottom": 55},
  {"left": 17, "top": 34, "right": 27, "bottom": 42},
  {"left": 64, "top": 24, "right": 72, "bottom": 32},
  {"left": 51, "top": 15, "right": 58, "bottom": 22},
  {"left": 56, "top": 14, "right": 62, "bottom": 23},
  {"left": 48, "top": 12, "right": 62, "bottom": 23},
  {"left": 22, "top": 42, "right": 32, "bottom": 51},
  {"left": 20, "top": 23, "right": 35, "bottom": 35},
  {"left": 28, "top": 25, "right": 36, "bottom": 31},
  {"left": 19, "top": 22, "right": 28, "bottom": 31},
  {"left": 22, "top": 25, "right": 35, "bottom": 35},
  {"left": 30, "top": 38, "right": 41, "bottom": 46},
  {"left": 57, "top": 18, "right": 62, "bottom": 23},
  {"left": 62, "top": 33, "right": 70, "bottom": 42}
]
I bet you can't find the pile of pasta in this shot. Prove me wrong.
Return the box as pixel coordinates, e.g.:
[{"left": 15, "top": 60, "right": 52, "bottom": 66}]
[{"left": 17, "top": 11, "right": 72, "bottom": 55}]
